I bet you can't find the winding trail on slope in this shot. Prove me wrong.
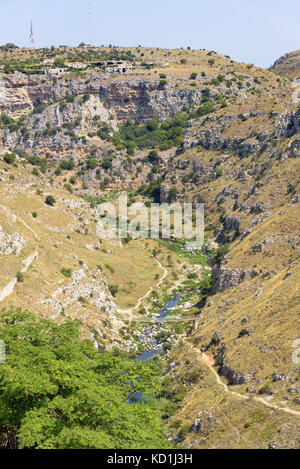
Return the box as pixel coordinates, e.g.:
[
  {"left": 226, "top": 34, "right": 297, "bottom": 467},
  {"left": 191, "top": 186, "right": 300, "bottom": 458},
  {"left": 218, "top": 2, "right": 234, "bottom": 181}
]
[
  {"left": 0, "top": 204, "right": 40, "bottom": 240},
  {"left": 0, "top": 206, "right": 40, "bottom": 303},
  {"left": 198, "top": 350, "right": 300, "bottom": 417},
  {"left": 117, "top": 257, "right": 168, "bottom": 319},
  {"left": 0, "top": 251, "right": 39, "bottom": 303}
]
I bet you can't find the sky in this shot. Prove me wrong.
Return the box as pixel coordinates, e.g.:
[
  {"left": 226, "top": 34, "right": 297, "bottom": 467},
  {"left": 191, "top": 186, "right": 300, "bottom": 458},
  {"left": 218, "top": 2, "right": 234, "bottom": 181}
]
[{"left": 0, "top": 0, "right": 299, "bottom": 68}]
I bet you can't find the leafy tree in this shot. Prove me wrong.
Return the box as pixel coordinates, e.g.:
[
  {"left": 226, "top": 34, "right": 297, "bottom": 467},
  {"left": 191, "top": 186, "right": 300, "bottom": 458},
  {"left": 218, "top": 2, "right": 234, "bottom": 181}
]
[
  {"left": 192, "top": 101, "right": 215, "bottom": 118},
  {"left": 45, "top": 196, "right": 56, "bottom": 206},
  {"left": 59, "top": 159, "right": 75, "bottom": 171},
  {"left": 148, "top": 150, "right": 159, "bottom": 164},
  {"left": 112, "top": 113, "right": 189, "bottom": 152},
  {"left": 54, "top": 58, "right": 65, "bottom": 68},
  {"left": 168, "top": 186, "right": 178, "bottom": 201},
  {"left": 3, "top": 153, "right": 16, "bottom": 164},
  {"left": 158, "top": 80, "right": 167, "bottom": 90},
  {"left": 108, "top": 284, "right": 119, "bottom": 296},
  {"left": 16, "top": 272, "right": 24, "bottom": 283},
  {"left": 0, "top": 310, "right": 170, "bottom": 449},
  {"left": 146, "top": 119, "right": 159, "bottom": 132},
  {"left": 101, "top": 157, "right": 113, "bottom": 170},
  {"left": 86, "top": 158, "right": 98, "bottom": 170},
  {"left": 0, "top": 43, "right": 19, "bottom": 51},
  {"left": 61, "top": 268, "right": 72, "bottom": 278}
]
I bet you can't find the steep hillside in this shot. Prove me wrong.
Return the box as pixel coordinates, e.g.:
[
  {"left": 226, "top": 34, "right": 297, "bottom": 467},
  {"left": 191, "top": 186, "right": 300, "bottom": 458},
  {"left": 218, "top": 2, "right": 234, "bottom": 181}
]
[
  {"left": 271, "top": 49, "right": 300, "bottom": 80},
  {"left": 0, "top": 45, "right": 299, "bottom": 449}
]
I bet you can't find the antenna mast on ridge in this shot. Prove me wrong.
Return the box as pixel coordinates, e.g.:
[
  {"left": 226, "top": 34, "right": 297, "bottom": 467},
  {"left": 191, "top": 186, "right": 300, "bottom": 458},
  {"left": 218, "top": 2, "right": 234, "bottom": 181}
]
[{"left": 30, "top": 21, "right": 35, "bottom": 49}]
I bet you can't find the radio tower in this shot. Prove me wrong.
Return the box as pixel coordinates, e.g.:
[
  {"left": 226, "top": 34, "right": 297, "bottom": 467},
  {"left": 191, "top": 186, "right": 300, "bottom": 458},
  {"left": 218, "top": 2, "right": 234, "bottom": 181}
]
[
  {"left": 30, "top": 21, "right": 35, "bottom": 49},
  {"left": 88, "top": 1, "right": 92, "bottom": 45}
]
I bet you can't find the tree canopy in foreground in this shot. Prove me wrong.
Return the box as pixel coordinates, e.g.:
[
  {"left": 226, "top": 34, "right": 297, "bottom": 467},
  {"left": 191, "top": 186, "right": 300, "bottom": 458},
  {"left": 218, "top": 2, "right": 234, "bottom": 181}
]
[{"left": 0, "top": 309, "right": 171, "bottom": 449}]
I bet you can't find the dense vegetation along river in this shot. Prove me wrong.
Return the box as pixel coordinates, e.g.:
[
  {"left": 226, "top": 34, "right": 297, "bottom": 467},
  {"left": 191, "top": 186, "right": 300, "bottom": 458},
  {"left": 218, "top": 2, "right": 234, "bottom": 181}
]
[{"left": 129, "top": 295, "right": 180, "bottom": 403}]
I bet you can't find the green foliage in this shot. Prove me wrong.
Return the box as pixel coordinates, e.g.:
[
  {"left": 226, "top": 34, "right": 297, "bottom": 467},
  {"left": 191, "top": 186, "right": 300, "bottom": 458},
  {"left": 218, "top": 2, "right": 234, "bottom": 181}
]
[
  {"left": 61, "top": 268, "right": 72, "bottom": 278},
  {"left": 3, "top": 153, "right": 16, "bottom": 164},
  {"left": 112, "top": 113, "right": 189, "bottom": 152},
  {"left": 148, "top": 150, "right": 159, "bottom": 164},
  {"left": 214, "top": 243, "right": 231, "bottom": 263},
  {"left": 238, "top": 328, "right": 250, "bottom": 338},
  {"left": 108, "top": 284, "right": 119, "bottom": 296},
  {"left": 59, "top": 102, "right": 67, "bottom": 112},
  {"left": 59, "top": 159, "right": 75, "bottom": 171},
  {"left": 0, "top": 43, "right": 19, "bottom": 51},
  {"left": 191, "top": 101, "right": 215, "bottom": 118},
  {"left": 27, "top": 155, "right": 48, "bottom": 173},
  {"left": 138, "top": 178, "right": 163, "bottom": 203},
  {"left": 64, "top": 183, "right": 73, "bottom": 193},
  {"left": 16, "top": 272, "right": 24, "bottom": 283},
  {"left": 105, "top": 264, "right": 115, "bottom": 274},
  {"left": 45, "top": 195, "right": 56, "bottom": 206},
  {"left": 86, "top": 158, "right": 98, "bottom": 170},
  {"left": 54, "top": 58, "right": 65, "bottom": 68},
  {"left": 168, "top": 186, "right": 178, "bottom": 201},
  {"left": 0, "top": 310, "right": 170, "bottom": 449},
  {"left": 101, "top": 157, "right": 113, "bottom": 170},
  {"left": 158, "top": 80, "right": 167, "bottom": 90}
]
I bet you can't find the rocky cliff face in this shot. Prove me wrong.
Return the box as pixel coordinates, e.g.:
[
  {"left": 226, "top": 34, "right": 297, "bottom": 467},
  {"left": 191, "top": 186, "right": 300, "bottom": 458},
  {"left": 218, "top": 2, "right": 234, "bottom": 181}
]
[
  {"left": 100, "top": 80, "right": 212, "bottom": 121},
  {"left": 212, "top": 264, "right": 258, "bottom": 293},
  {"left": 0, "top": 73, "right": 206, "bottom": 122}
]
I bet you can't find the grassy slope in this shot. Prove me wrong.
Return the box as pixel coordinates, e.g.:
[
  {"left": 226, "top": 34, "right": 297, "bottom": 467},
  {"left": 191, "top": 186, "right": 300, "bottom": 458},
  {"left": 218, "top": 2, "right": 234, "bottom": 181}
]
[{"left": 0, "top": 161, "right": 182, "bottom": 349}]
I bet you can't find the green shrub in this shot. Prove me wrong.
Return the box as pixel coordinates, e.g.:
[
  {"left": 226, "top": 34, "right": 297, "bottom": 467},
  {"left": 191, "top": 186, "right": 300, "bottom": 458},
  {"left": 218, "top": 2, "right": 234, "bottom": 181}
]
[
  {"left": 238, "top": 328, "right": 250, "bottom": 338},
  {"left": 64, "top": 184, "right": 73, "bottom": 193},
  {"left": 112, "top": 112, "right": 189, "bottom": 152},
  {"left": 54, "top": 58, "right": 65, "bottom": 67},
  {"left": 60, "top": 159, "right": 75, "bottom": 171},
  {"left": 3, "top": 153, "right": 16, "bottom": 164},
  {"left": 187, "top": 273, "right": 198, "bottom": 279},
  {"left": 148, "top": 150, "right": 159, "bottom": 163},
  {"left": 86, "top": 158, "right": 98, "bottom": 170},
  {"left": 61, "top": 268, "right": 72, "bottom": 278},
  {"left": 78, "top": 296, "right": 88, "bottom": 304},
  {"left": 192, "top": 101, "right": 215, "bottom": 118},
  {"left": 59, "top": 102, "right": 67, "bottom": 112},
  {"left": 101, "top": 157, "right": 113, "bottom": 170},
  {"left": 158, "top": 80, "right": 167, "bottom": 90},
  {"left": 108, "top": 284, "right": 119, "bottom": 296},
  {"left": 16, "top": 272, "right": 24, "bottom": 283},
  {"left": 45, "top": 195, "right": 56, "bottom": 206},
  {"left": 27, "top": 155, "right": 48, "bottom": 173},
  {"left": 105, "top": 264, "right": 115, "bottom": 274}
]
